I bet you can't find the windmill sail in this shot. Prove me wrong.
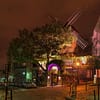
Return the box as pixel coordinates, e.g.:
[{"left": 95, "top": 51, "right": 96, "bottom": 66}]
[
  {"left": 76, "top": 34, "right": 88, "bottom": 49},
  {"left": 64, "top": 10, "right": 88, "bottom": 49},
  {"left": 64, "top": 10, "right": 81, "bottom": 27}
]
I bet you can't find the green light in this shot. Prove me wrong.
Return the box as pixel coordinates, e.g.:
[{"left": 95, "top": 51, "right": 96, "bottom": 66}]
[{"left": 26, "top": 72, "right": 32, "bottom": 80}]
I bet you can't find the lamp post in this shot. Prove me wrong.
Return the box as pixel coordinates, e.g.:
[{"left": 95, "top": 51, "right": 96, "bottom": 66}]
[
  {"left": 5, "top": 64, "right": 8, "bottom": 100},
  {"left": 5, "top": 64, "right": 13, "bottom": 100},
  {"left": 76, "top": 62, "right": 80, "bottom": 84}
]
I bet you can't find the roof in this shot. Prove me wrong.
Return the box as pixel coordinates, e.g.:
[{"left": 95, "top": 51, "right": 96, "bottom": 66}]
[{"left": 94, "top": 16, "right": 100, "bottom": 33}]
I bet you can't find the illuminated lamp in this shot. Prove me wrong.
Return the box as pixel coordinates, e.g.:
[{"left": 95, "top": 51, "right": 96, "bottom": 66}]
[
  {"left": 48, "top": 76, "right": 50, "bottom": 79},
  {"left": 76, "top": 62, "right": 80, "bottom": 66},
  {"left": 58, "top": 76, "right": 61, "bottom": 80}
]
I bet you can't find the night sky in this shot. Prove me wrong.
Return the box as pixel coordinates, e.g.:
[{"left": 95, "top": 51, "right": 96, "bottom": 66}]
[{"left": 0, "top": 0, "right": 100, "bottom": 67}]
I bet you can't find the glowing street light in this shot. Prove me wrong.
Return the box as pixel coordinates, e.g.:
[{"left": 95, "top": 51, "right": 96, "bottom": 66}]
[
  {"left": 76, "top": 62, "right": 80, "bottom": 66},
  {"left": 76, "top": 61, "right": 80, "bottom": 84}
]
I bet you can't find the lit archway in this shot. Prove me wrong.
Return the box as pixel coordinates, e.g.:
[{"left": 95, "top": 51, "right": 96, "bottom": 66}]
[
  {"left": 48, "top": 63, "right": 60, "bottom": 71},
  {"left": 47, "top": 63, "right": 61, "bottom": 86}
]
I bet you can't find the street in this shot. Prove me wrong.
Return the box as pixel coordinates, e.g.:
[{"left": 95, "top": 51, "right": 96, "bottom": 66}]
[
  {"left": 11, "top": 86, "right": 68, "bottom": 100},
  {"left": 0, "top": 84, "right": 100, "bottom": 100}
]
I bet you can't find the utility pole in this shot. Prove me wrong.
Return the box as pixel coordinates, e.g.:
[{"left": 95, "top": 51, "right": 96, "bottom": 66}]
[
  {"left": 5, "top": 64, "right": 9, "bottom": 100},
  {"left": 5, "top": 64, "right": 13, "bottom": 100},
  {"left": 97, "top": 83, "right": 100, "bottom": 100}
]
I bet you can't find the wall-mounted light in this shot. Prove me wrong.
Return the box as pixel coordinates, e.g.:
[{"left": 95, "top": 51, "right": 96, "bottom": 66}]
[{"left": 48, "top": 76, "right": 50, "bottom": 79}]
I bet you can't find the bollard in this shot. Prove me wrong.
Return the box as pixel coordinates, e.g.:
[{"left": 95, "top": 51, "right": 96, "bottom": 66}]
[
  {"left": 85, "top": 82, "right": 87, "bottom": 91},
  {"left": 97, "top": 84, "right": 99, "bottom": 100},
  {"left": 5, "top": 85, "right": 8, "bottom": 100},
  {"left": 71, "top": 83, "right": 77, "bottom": 99},
  {"left": 93, "top": 90, "right": 96, "bottom": 100},
  {"left": 10, "top": 89, "right": 13, "bottom": 100}
]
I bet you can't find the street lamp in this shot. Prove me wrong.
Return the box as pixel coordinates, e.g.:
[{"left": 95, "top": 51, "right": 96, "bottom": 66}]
[
  {"left": 76, "top": 61, "right": 80, "bottom": 84},
  {"left": 76, "top": 62, "right": 80, "bottom": 66}
]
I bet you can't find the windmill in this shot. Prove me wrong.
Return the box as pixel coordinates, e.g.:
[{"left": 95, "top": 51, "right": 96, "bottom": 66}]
[
  {"left": 48, "top": 10, "right": 88, "bottom": 50},
  {"left": 64, "top": 10, "right": 88, "bottom": 50}
]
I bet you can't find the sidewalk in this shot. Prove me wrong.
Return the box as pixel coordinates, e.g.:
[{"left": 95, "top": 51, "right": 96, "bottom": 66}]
[
  {"left": 73, "top": 83, "right": 99, "bottom": 100},
  {"left": 0, "top": 90, "right": 5, "bottom": 100},
  {"left": 0, "top": 83, "right": 99, "bottom": 100},
  {"left": 42, "top": 83, "right": 100, "bottom": 100}
]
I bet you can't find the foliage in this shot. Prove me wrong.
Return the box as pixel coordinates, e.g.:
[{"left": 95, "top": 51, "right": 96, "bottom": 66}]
[
  {"left": 94, "top": 57, "right": 100, "bottom": 69},
  {"left": 7, "top": 22, "right": 67, "bottom": 70}
]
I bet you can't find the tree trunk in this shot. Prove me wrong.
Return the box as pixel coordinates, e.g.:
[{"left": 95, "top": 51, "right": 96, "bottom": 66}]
[{"left": 46, "top": 53, "right": 50, "bottom": 71}]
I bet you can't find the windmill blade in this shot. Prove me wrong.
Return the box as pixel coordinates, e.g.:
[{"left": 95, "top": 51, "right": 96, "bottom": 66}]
[
  {"left": 67, "top": 10, "right": 81, "bottom": 26},
  {"left": 64, "top": 10, "right": 81, "bottom": 27},
  {"left": 67, "top": 9, "right": 81, "bottom": 22},
  {"left": 72, "top": 31, "right": 88, "bottom": 49},
  {"left": 77, "top": 38, "right": 88, "bottom": 49},
  {"left": 77, "top": 35, "right": 88, "bottom": 49},
  {"left": 69, "top": 12, "right": 81, "bottom": 25}
]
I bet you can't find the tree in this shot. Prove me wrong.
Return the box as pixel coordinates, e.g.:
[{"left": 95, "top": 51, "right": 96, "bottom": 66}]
[
  {"left": 7, "top": 37, "right": 22, "bottom": 63},
  {"left": 31, "top": 22, "right": 66, "bottom": 70},
  {"left": 94, "top": 57, "right": 100, "bottom": 69},
  {"left": 7, "top": 22, "right": 67, "bottom": 72}
]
